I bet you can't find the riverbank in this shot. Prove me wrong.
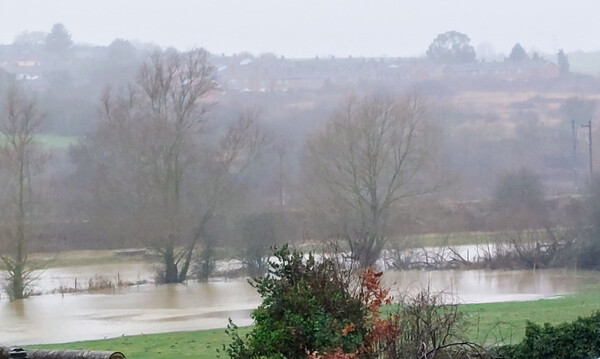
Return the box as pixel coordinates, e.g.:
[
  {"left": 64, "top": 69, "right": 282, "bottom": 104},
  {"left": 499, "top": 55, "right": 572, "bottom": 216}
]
[
  {"left": 25, "top": 250, "right": 148, "bottom": 269},
  {"left": 28, "top": 284, "right": 600, "bottom": 359},
  {"left": 21, "top": 230, "right": 515, "bottom": 270}
]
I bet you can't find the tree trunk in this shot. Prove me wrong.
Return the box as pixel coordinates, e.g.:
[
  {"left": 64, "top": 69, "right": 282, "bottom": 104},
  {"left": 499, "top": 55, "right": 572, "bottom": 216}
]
[
  {"left": 12, "top": 263, "right": 24, "bottom": 300},
  {"left": 162, "top": 244, "right": 180, "bottom": 283},
  {"left": 178, "top": 212, "right": 213, "bottom": 282},
  {"left": 12, "top": 143, "right": 27, "bottom": 300},
  {"left": 350, "top": 234, "right": 385, "bottom": 268}
]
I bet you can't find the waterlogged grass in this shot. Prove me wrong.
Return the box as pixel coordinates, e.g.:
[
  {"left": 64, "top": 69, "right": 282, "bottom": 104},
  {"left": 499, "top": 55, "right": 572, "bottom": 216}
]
[
  {"left": 28, "top": 250, "right": 149, "bottom": 269},
  {"left": 297, "top": 231, "right": 506, "bottom": 254},
  {"left": 393, "top": 228, "right": 571, "bottom": 249},
  {"left": 27, "top": 285, "right": 600, "bottom": 359},
  {"left": 400, "top": 231, "right": 504, "bottom": 248},
  {"left": 27, "top": 247, "right": 237, "bottom": 269},
  {"left": 5, "top": 246, "right": 234, "bottom": 271},
  {"left": 29, "top": 327, "right": 251, "bottom": 359},
  {"left": 0, "top": 250, "right": 149, "bottom": 272},
  {"left": 17, "top": 228, "right": 536, "bottom": 271}
]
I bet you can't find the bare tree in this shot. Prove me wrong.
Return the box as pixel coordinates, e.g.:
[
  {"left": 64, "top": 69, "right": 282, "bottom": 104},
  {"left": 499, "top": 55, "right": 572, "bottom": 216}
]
[
  {"left": 0, "top": 85, "right": 45, "bottom": 299},
  {"left": 304, "top": 93, "right": 438, "bottom": 267},
  {"left": 77, "top": 49, "right": 267, "bottom": 283},
  {"left": 135, "top": 48, "right": 216, "bottom": 283},
  {"left": 184, "top": 108, "right": 268, "bottom": 282}
]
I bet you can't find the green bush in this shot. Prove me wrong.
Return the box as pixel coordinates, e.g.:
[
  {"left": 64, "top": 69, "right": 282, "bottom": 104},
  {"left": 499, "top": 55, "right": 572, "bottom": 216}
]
[
  {"left": 222, "top": 246, "right": 366, "bottom": 359},
  {"left": 498, "top": 311, "right": 600, "bottom": 359}
]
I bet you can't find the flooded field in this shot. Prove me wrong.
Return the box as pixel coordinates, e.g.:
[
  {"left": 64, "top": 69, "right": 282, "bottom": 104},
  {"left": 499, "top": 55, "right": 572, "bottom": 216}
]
[{"left": 1, "top": 263, "right": 598, "bottom": 345}]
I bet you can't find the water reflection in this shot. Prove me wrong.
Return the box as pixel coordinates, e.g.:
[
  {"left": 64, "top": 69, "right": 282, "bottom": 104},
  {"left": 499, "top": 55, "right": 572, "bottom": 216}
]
[
  {"left": 10, "top": 300, "right": 26, "bottom": 318},
  {"left": 0, "top": 264, "right": 598, "bottom": 346},
  {"left": 383, "top": 269, "right": 598, "bottom": 303}
]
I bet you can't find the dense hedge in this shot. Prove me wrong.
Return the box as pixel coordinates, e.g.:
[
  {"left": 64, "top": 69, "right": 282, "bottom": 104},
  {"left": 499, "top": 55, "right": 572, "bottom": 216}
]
[{"left": 498, "top": 311, "right": 600, "bottom": 359}]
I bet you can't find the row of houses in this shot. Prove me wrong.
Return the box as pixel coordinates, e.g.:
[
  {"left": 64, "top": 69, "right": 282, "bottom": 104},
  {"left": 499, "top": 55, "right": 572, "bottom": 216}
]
[
  {"left": 0, "top": 44, "right": 566, "bottom": 94},
  {"left": 213, "top": 56, "right": 563, "bottom": 93}
]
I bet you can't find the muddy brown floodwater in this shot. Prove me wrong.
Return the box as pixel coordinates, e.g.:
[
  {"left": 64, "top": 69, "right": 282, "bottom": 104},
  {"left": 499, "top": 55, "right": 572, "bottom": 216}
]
[{"left": 1, "top": 263, "right": 598, "bottom": 345}]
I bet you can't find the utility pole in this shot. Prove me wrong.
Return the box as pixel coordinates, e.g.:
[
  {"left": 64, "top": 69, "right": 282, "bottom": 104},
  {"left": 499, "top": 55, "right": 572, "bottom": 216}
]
[
  {"left": 581, "top": 120, "right": 593, "bottom": 181},
  {"left": 572, "top": 120, "right": 578, "bottom": 189}
]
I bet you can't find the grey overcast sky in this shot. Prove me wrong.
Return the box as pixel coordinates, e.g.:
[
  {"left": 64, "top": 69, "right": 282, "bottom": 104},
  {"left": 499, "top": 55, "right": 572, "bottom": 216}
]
[{"left": 1, "top": 0, "right": 599, "bottom": 58}]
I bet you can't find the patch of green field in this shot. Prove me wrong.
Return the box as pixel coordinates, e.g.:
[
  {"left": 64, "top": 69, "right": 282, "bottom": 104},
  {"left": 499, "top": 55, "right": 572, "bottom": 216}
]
[
  {"left": 297, "top": 232, "right": 505, "bottom": 253},
  {"left": 0, "top": 251, "right": 148, "bottom": 271},
  {"left": 390, "top": 231, "right": 505, "bottom": 249},
  {"left": 35, "top": 134, "right": 78, "bottom": 148},
  {"left": 3, "top": 246, "right": 235, "bottom": 271},
  {"left": 27, "top": 250, "right": 149, "bottom": 269},
  {"left": 461, "top": 284, "right": 600, "bottom": 345},
  {"left": 0, "top": 134, "right": 77, "bottom": 149},
  {"left": 28, "top": 285, "right": 600, "bottom": 359},
  {"left": 29, "top": 327, "right": 251, "bottom": 359}
]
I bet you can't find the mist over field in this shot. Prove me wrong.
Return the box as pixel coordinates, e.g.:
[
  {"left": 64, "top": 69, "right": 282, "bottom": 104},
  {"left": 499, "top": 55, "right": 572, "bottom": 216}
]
[{"left": 1, "top": 3, "right": 600, "bottom": 356}]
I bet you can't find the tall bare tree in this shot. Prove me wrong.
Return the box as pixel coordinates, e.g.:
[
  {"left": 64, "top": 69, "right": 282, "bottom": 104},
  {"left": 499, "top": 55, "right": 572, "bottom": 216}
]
[
  {"left": 0, "top": 85, "right": 45, "bottom": 299},
  {"left": 304, "top": 93, "right": 438, "bottom": 267},
  {"left": 77, "top": 49, "right": 267, "bottom": 283}
]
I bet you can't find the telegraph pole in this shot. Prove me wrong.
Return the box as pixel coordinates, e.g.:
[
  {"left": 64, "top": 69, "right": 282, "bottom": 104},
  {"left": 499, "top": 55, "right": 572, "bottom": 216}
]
[
  {"left": 572, "top": 120, "right": 578, "bottom": 189},
  {"left": 581, "top": 120, "right": 593, "bottom": 181}
]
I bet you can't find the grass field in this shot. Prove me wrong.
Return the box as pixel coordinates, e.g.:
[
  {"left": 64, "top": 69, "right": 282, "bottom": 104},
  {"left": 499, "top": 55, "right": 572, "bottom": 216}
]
[
  {"left": 0, "top": 250, "right": 148, "bottom": 272},
  {"left": 0, "top": 134, "right": 77, "bottom": 149},
  {"left": 36, "top": 134, "right": 78, "bottom": 148},
  {"left": 26, "top": 245, "right": 243, "bottom": 270},
  {"left": 29, "top": 284, "right": 600, "bottom": 359},
  {"left": 31, "top": 329, "right": 230, "bottom": 359},
  {"left": 21, "top": 250, "right": 149, "bottom": 269},
  {"left": 461, "top": 284, "right": 600, "bottom": 345},
  {"left": 30, "top": 327, "right": 252, "bottom": 359}
]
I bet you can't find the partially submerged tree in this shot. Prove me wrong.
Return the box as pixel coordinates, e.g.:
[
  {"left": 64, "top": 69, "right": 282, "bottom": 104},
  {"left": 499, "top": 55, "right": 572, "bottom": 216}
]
[
  {"left": 76, "top": 49, "right": 267, "bottom": 283},
  {"left": 0, "top": 85, "right": 45, "bottom": 299},
  {"left": 304, "top": 93, "right": 438, "bottom": 267}
]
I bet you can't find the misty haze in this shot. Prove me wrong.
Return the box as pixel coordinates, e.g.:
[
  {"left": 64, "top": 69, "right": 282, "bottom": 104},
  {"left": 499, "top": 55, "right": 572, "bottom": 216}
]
[{"left": 1, "top": 2, "right": 600, "bottom": 359}]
